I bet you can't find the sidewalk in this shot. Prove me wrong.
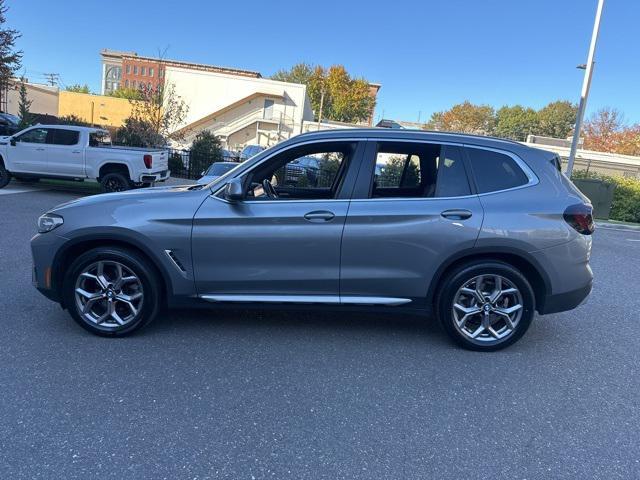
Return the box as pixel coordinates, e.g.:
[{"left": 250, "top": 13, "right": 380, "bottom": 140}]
[{"left": 596, "top": 220, "right": 640, "bottom": 232}]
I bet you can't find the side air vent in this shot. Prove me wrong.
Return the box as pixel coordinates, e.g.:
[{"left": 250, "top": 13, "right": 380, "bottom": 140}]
[{"left": 164, "top": 249, "right": 186, "bottom": 272}]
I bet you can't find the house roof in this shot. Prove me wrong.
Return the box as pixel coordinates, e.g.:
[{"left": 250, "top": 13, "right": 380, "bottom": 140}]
[{"left": 173, "top": 91, "right": 285, "bottom": 137}]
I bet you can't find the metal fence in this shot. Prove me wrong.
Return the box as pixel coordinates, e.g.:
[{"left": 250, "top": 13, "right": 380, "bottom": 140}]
[{"left": 168, "top": 148, "right": 238, "bottom": 179}]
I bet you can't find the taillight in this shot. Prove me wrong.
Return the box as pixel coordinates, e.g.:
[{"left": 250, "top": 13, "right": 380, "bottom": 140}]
[
  {"left": 563, "top": 203, "right": 595, "bottom": 235},
  {"left": 143, "top": 154, "right": 153, "bottom": 169}
]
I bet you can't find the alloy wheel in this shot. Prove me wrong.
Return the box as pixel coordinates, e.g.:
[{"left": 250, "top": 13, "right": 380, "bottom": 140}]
[
  {"left": 74, "top": 260, "right": 144, "bottom": 329},
  {"left": 451, "top": 274, "right": 523, "bottom": 344},
  {"left": 104, "top": 177, "right": 126, "bottom": 192}
]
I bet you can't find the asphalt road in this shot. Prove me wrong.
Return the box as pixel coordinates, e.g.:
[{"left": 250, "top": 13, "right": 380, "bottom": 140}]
[{"left": 1, "top": 185, "right": 639, "bottom": 479}]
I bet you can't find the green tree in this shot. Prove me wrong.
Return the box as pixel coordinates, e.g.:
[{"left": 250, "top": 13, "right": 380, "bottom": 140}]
[
  {"left": 272, "top": 63, "right": 375, "bottom": 124},
  {"left": 57, "top": 114, "right": 90, "bottom": 126},
  {"left": 114, "top": 117, "right": 161, "bottom": 147},
  {"left": 271, "top": 62, "right": 314, "bottom": 85},
  {"left": 190, "top": 130, "right": 223, "bottom": 173},
  {"left": 0, "top": 0, "right": 22, "bottom": 110},
  {"left": 495, "top": 105, "right": 539, "bottom": 141},
  {"left": 425, "top": 101, "right": 496, "bottom": 135},
  {"left": 17, "top": 77, "right": 32, "bottom": 129},
  {"left": 108, "top": 87, "right": 143, "bottom": 100},
  {"left": 65, "top": 83, "right": 91, "bottom": 94},
  {"left": 536, "top": 100, "right": 577, "bottom": 138}
]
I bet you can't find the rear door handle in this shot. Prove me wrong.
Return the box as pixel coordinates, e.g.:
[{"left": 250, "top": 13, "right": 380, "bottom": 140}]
[
  {"left": 36, "top": 147, "right": 45, "bottom": 151},
  {"left": 72, "top": 150, "right": 81, "bottom": 154},
  {"left": 304, "top": 210, "right": 335, "bottom": 222},
  {"left": 441, "top": 209, "right": 472, "bottom": 220}
]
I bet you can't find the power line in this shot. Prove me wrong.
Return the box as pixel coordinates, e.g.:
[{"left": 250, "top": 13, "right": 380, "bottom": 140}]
[{"left": 42, "top": 73, "right": 60, "bottom": 87}]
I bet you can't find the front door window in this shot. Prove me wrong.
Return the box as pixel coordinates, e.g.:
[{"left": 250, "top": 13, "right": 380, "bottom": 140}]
[{"left": 243, "top": 142, "right": 355, "bottom": 201}]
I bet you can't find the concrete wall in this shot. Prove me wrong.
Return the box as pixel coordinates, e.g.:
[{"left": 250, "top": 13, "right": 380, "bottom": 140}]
[{"left": 58, "top": 91, "right": 134, "bottom": 128}]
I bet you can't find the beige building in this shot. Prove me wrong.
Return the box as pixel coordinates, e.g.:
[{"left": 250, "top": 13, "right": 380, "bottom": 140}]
[
  {"left": 5, "top": 79, "right": 58, "bottom": 117},
  {"left": 58, "top": 91, "right": 134, "bottom": 127}
]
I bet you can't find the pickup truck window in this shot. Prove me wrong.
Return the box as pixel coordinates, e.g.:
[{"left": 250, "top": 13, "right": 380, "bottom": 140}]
[
  {"left": 16, "top": 128, "right": 48, "bottom": 144},
  {"left": 49, "top": 129, "right": 79, "bottom": 146},
  {"left": 89, "top": 131, "right": 112, "bottom": 147}
]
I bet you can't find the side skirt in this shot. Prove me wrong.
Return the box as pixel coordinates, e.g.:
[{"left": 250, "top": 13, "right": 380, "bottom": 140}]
[{"left": 199, "top": 294, "right": 412, "bottom": 307}]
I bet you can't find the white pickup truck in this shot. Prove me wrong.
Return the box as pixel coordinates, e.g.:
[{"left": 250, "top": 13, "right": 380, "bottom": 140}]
[{"left": 0, "top": 125, "right": 170, "bottom": 192}]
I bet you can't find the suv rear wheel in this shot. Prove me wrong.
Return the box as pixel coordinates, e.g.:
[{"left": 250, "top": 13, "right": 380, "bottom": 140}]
[
  {"left": 436, "top": 261, "right": 535, "bottom": 351},
  {"left": 62, "top": 247, "right": 161, "bottom": 336}
]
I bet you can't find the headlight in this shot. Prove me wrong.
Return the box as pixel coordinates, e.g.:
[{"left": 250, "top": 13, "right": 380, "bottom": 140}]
[{"left": 37, "top": 213, "right": 64, "bottom": 233}]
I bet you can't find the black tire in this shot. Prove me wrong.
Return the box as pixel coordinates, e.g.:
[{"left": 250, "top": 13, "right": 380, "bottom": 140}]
[
  {"left": 436, "top": 261, "right": 535, "bottom": 351},
  {"left": 62, "top": 247, "right": 162, "bottom": 337},
  {"left": 100, "top": 172, "right": 132, "bottom": 193},
  {"left": 0, "top": 161, "right": 10, "bottom": 188},
  {"left": 14, "top": 175, "right": 39, "bottom": 183}
]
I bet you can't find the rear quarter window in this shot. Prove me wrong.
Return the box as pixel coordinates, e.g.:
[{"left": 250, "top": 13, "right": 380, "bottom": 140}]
[{"left": 466, "top": 147, "right": 529, "bottom": 193}]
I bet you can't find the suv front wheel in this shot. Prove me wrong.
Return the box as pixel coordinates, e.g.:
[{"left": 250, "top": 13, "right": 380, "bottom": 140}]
[
  {"left": 436, "top": 261, "right": 535, "bottom": 351},
  {"left": 63, "top": 247, "right": 161, "bottom": 336}
]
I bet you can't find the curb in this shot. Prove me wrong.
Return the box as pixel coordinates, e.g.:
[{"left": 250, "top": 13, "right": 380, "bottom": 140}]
[{"left": 596, "top": 221, "right": 640, "bottom": 232}]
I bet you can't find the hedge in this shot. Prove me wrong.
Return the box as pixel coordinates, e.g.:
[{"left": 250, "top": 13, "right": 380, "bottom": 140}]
[{"left": 572, "top": 170, "right": 640, "bottom": 223}]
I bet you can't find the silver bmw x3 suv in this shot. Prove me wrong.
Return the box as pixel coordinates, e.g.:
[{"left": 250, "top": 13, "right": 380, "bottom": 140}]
[{"left": 31, "top": 129, "right": 593, "bottom": 350}]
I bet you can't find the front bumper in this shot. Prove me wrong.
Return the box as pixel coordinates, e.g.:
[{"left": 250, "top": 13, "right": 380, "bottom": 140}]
[{"left": 31, "top": 232, "right": 68, "bottom": 303}]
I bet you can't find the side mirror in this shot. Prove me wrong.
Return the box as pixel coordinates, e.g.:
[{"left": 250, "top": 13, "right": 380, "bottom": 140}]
[
  {"left": 10, "top": 137, "right": 16, "bottom": 146},
  {"left": 224, "top": 178, "right": 244, "bottom": 201}
]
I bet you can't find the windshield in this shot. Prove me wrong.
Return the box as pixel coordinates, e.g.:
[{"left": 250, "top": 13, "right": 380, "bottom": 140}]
[
  {"left": 206, "top": 162, "right": 237, "bottom": 176},
  {"left": 0, "top": 113, "right": 19, "bottom": 126}
]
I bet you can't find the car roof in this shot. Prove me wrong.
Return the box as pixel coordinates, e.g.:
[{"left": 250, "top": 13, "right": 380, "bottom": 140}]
[
  {"left": 27, "top": 124, "right": 105, "bottom": 133},
  {"left": 288, "top": 128, "right": 538, "bottom": 156}
]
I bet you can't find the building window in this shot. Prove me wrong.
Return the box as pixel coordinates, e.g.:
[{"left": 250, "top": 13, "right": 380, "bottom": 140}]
[
  {"left": 124, "top": 79, "right": 129, "bottom": 88},
  {"left": 149, "top": 67, "right": 154, "bottom": 77},
  {"left": 126, "top": 65, "right": 131, "bottom": 74},
  {"left": 133, "top": 65, "right": 138, "bottom": 75},
  {"left": 159, "top": 68, "right": 164, "bottom": 78},
  {"left": 147, "top": 82, "right": 152, "bottom": 90},
  {"left": 141, "top": 66, "right": 146, "bottom": 76},
  {"left": 132, "top": 80, "right": 136, "bottom": 88}
]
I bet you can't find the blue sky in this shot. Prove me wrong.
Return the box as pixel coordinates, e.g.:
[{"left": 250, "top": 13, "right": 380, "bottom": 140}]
[{"left": 9, "top": 0, "right": 640, "bottom": 124}]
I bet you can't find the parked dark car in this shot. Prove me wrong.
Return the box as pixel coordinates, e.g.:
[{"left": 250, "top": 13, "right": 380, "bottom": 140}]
[{"left": 0, "top": 113, "right": 20, "bottom": 136}]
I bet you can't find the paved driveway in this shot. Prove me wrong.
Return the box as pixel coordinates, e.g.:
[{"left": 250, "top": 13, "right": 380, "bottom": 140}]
[{"left": 1, "top": 186, "right": 639, "bottom": 479}]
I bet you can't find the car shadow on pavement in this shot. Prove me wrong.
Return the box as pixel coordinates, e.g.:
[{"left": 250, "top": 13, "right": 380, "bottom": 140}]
[{"left": 146, "top": 306, "right": 446, "bottom": 341}]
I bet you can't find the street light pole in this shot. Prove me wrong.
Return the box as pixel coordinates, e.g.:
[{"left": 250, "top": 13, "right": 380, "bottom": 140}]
[{"left": 566, "top": 0, "right": 605, "bottom": 176}]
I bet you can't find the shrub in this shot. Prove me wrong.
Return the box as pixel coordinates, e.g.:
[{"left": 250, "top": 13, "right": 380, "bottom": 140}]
[
  {"left": 190, "top": 131, "right": 223, "bottom": 174},
  {"left": 572, "top": 170, "right": 640, "bottom": 223},
  {"left": 169, "top": 152, "right": 184, "bottom": 174}
]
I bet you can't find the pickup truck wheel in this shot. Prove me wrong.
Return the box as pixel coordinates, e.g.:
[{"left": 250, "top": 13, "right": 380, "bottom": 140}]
[
  {"left": 0, "top": 163, "right": 10, "bottom": 188},
  {"left": 100, "top": 172, "right": 132, "bottom": 193}
]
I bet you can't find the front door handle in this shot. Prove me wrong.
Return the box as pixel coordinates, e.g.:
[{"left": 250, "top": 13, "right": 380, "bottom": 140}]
[
  {"left": 36, "top": 147, "right": 45, "bottom": 151},
  {"left": 304, "top": 210, "right": 335, "bottom": 222},
  {"left": 441, "top": 209, "right": 472, "bottom": 220}
]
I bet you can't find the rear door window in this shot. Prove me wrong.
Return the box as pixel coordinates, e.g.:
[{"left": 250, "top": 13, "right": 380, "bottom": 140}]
[
  {"left": 48, "top": 129, "right": 80, "bottom": 146},
  {"left": 370, "top": 142, "right": 470, "bottom": 198},
  {"left": 465, "top": 147, "right": 529, "bottom": 193}
]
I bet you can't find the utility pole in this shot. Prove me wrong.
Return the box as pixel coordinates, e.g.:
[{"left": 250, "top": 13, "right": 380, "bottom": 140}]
[
  {"left": 317, "top": 87, "right": 325, "bottom": 131},
  {"left": 43, "top": 73, "right": 60, "bottom": 87},
  {"left": 566, "top": 0, "right": 605, "bottom": 176}
]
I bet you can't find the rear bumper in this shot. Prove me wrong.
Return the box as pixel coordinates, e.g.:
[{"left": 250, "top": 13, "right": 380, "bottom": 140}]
[
  {"left": 538, "top": 279, "right": 592, "bottom": 314},
  {"left": 139, "top": 170, "right": 170, "bottom": 183}
]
